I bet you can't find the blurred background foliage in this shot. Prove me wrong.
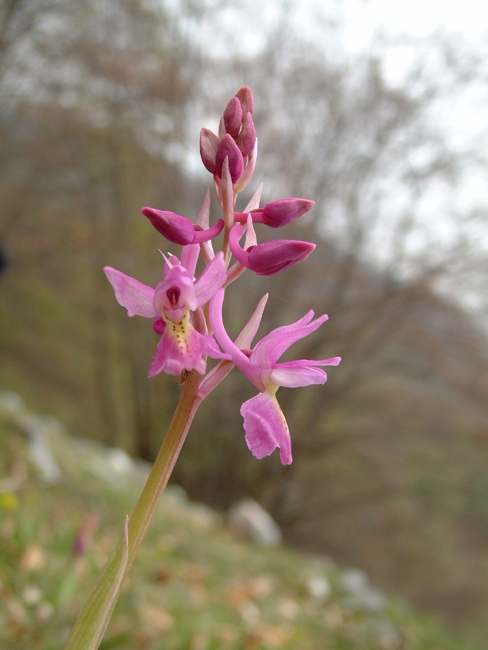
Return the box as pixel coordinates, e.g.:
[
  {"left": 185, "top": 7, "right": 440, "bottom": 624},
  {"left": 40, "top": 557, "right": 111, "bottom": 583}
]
[{"left": 2, "top": 0, "right": 488, "bottom": 644}]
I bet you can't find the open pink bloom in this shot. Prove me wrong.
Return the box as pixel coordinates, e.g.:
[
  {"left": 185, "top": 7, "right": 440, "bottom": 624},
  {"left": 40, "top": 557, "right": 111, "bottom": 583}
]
[
  {"left": 104, "top": 253, "right": 227, "bottom": 376},
  {"left": 209, "top": 289, "right": 341, "bottom": 464}
]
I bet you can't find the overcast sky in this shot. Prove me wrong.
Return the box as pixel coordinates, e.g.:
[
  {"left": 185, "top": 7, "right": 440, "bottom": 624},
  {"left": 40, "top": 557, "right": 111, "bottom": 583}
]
[{"left": 341, "top": 0, "right": 488, "bottom": 44}]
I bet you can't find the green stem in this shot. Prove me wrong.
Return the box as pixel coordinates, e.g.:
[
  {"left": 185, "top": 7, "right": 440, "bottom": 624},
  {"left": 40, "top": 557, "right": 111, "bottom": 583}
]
[
  {"left": 126, "top": 369, "right": 202, "bottom": 570},
  {"left": 64, "top": 370, "right": 203, "bottom": 650}
]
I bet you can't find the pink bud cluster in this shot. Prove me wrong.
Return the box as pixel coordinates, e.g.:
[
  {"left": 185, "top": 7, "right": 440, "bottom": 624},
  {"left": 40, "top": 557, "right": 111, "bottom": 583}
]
[
  {"left": 104, "top": 87, "right": 340, "bottom": 465},
  {"left": 200, "top": 87, "right": 257, "bottom": 191}
]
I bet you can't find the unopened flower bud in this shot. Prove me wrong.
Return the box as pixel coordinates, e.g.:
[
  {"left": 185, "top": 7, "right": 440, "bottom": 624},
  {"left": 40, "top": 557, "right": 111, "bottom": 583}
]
[
  {"left": 215, "top": 134, "right": 244, "bottom": 183},
  {"left": 200, "top": 128, "right": 220, "bottom": 174},
  {"left": 262, "top": 198, "right": 314, "bottom": 226},
  {"left": 142, "top": 207, "right": 224, "bottom": 245},
  {"left": 223, "top": 97, "right": 243, "bottom": 138},
  {"left": 236, "top": 86, "right": 254, "bottom": 115},
  {"left": 235, "top": 198, "right": 315, "bottom": 228},
  {"left": 247, "top": 240, "right": 316, "bottom": 275},
  {"left": 229, "top": 224, "right": 315, "bottom": 275},
  {"left": 237, "top": 112, "right": 256, "bottom": 156},
  {"left": 142, "top": 208, "right": 195, "bottom": 244}
]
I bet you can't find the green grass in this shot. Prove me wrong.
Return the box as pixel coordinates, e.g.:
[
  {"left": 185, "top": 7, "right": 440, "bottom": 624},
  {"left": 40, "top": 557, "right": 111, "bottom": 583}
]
[{"left": 0, "top": 399, "right": 479, "bottom": 650}]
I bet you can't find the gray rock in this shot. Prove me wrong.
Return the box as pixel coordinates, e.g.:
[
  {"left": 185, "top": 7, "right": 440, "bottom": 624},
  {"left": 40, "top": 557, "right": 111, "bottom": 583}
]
[
  {"left": 339, "top": 568, "right": 386, "bottom": 612},
  {"left": 228, "top": 499, "right": 282, "bottom": 547},
  {"left": 25, "top": 421, "right": 62, "bottom": 483},
  {"left": 306, "top": 575, "right": 331, "bottom": 601}
]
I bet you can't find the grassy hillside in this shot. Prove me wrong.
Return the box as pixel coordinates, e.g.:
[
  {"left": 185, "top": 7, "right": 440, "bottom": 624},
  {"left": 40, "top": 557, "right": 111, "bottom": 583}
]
[{"left": 0, "top": 392, "right": 478, "bottom": 650}]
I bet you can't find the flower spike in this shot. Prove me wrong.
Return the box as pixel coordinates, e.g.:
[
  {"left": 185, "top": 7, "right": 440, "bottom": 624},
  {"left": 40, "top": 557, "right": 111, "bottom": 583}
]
[{"left": 74, "top": 85, "right": 342, "bottom": 650}]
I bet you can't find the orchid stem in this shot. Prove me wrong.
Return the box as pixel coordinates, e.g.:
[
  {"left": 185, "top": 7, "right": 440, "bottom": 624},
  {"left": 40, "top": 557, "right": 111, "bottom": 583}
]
[
  {"left": 125, "top": 369, "right": 201, "bottom": 570},
  {"left": 63, "top": 370, "right": 202, "bottom": 650}
]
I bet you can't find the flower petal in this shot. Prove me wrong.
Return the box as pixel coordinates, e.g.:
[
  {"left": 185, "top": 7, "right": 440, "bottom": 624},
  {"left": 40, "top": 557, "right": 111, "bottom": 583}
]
[
  {"left": 269, "top": 366, "right": 327, "bottom": 388},
  {"left": 235, "top": 293, "right": 268, "bottom": 349},
  {"left": 241, "top": 391, "right": 292, "bottom": 465},
  {"left": 251, "top": 312, "right": 329, "bottom": 367},
  {"left": 200, "top": 331, "right": 231, "bottom": 361},
  {"left": 104, "top": 267, "right": 156, "bottom": 318},
  {"left": 154, "top": 264, "right": 197, "bottom": 315},
  {"left": 181, "top": 243, "right": 200, "bottom": 280},
  {"left": 270, "top": 357, "right": 342, "bottom": 387},
  {"left": 192, "top": 219, "right": 225, "bottom": 244},
  {"left": 148, "top": 317, "right": 207, "bottom": 377},
  {"left": 194, "top": 251, "right": 226, "bottom": 307},
  {"left": 209, "top": 289, "right": 264, "bottom": 390}
]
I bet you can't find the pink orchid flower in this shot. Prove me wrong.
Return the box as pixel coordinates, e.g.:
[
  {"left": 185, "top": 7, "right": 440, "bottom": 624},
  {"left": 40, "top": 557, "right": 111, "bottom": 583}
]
[
  {"left": 210, "top": 289, "right": 341, "bottom": 464},
  {"left": 104, "top": 252, "right": 227, "bottom": 377}
]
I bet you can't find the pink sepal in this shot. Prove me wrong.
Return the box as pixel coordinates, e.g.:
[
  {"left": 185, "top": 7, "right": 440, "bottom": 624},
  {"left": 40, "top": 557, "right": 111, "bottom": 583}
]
[
  {"left": 237, "top": 112, "right": 256, "bottom": 156},
  {"left": 234, "top": 138, "right": 258, "bottom": 194},
  {"left": 200, "top": 128, "right": 219, "bottom": 174},
  {"left": 223, "top": 96, "right": 243, "bottom": 137},
  {"left": 236, "top": 86, "right": 254, "bottom": 115},
  {"left": 215, "top": 134, "right": 244, "bottom": 183},
  {"left": 252, "top": 311, "right": 328, "bottom": 367},
  {"left": 103, "top": 267, "right": 156, "bottom": 318},
  {"left": 193, "top": 252, "right": 226, "bottom": 306}
]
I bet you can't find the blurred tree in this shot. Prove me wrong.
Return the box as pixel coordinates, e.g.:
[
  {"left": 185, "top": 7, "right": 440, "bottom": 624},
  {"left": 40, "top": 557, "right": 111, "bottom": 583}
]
[
  {"left": 169, "top": 5, "right": 488, "bottom": 635},
  {"left": 0, "top": 0, "right": 203, "bottom": 452}
]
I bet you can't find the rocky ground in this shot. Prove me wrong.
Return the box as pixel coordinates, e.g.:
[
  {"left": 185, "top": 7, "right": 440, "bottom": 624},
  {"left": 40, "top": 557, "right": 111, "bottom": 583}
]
[{"left": 0, "top": 391, "right": 477, "bottom": 650}]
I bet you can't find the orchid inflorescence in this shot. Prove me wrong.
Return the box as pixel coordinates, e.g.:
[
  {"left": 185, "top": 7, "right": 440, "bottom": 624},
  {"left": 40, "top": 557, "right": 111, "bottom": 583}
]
[{"left": 104, "top": 87, "right": 340, "bottom": 466}]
